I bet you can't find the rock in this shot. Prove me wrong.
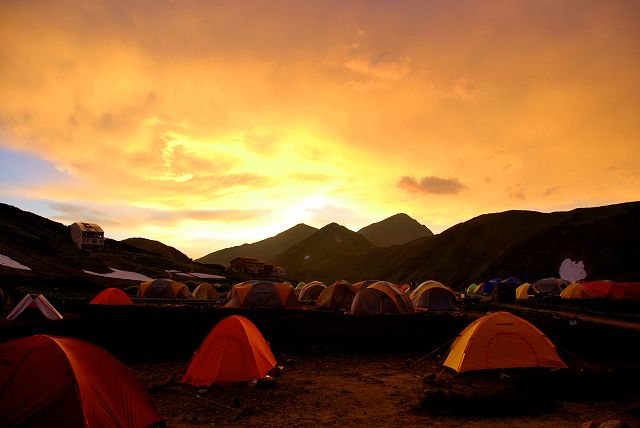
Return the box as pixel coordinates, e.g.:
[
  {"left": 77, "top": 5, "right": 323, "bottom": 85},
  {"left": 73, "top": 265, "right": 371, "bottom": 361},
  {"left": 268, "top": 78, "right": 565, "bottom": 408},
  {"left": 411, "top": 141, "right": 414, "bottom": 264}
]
[{"left": 196, "top": 388, "right": 208, "bottom": 395}]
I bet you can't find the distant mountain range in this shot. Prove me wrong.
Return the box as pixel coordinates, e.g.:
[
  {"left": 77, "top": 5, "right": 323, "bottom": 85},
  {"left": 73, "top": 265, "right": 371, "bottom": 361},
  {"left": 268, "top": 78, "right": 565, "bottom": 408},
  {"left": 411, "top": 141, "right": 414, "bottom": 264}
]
[
  {"left": 196, "top": 223, "right": 318, "bottom": 265},
  {"left": 196, "top": 213, "right": 432, "bottom": 265},
  {"left": 1, "top": 201, "right": 639, "bottom": 290},
  {"left": 277, "top": 202, "right": 640, "bottom": 287},
  {"left": 357, "top": 213, "right": 433, "bottom": 247}
]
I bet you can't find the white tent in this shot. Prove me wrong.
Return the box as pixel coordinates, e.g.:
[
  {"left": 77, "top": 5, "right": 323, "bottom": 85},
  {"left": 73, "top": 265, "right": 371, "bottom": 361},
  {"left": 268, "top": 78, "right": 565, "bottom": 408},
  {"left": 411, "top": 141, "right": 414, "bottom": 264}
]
[{"left": 6, "top": 294, "right": 63, "bottom": 321}]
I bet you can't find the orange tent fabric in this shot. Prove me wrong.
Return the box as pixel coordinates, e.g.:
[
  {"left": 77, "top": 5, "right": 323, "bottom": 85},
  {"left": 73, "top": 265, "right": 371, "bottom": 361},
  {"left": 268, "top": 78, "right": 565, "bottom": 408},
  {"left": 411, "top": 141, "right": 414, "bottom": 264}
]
[
  {"left": 182, "top": 315, "right": 276, "bottom": 386},
  {"left": 90, "top": 288, "right": 134, "bottom": 305},
  {"left": 0, "top": 335, "right": 162, "bottom": 428},
  {"left": 560, "top": 283, "right": 593, "bottom": 300},
  {"left": 581, "top": 281, "right": 640, "bottom": 300},
  {"left": 225, "top": 281, "right": 300, "bottom": 308},
  {"left": 351, "top": 281, "right": 414, "bottom": 315},
  {"left": 137, "top": 278, "right": 192, "bottom": 299},
  {"left": 444, "top": 311, "right": 567, "bottom": 373},
  {"left": 316, "top": 280, "right": 356, "bottom": 311}
]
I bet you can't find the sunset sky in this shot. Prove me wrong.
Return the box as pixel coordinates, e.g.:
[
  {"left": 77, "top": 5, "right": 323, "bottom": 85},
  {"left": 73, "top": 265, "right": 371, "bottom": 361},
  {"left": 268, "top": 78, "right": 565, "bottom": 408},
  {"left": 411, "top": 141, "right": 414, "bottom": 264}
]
[{"left": 1, "top": 0, "right": 639, "bottom": 258}]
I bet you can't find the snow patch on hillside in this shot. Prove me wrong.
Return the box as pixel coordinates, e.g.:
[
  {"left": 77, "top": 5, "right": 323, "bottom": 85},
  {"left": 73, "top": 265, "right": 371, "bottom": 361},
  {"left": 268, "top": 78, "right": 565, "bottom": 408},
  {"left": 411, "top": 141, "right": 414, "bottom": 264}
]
[
  {"left": 83, "top": 268, "right": 152, "bottom": 281},
  {"left": 0, "top": 254, "right": 31, "bottom": 270}
]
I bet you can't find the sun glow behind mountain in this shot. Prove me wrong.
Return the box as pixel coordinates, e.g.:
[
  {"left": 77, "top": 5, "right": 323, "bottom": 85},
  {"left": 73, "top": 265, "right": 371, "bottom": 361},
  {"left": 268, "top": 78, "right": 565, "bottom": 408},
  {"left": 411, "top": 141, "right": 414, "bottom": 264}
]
[{"left": 1, "top": 0, "right": 639, "bottom": 257}]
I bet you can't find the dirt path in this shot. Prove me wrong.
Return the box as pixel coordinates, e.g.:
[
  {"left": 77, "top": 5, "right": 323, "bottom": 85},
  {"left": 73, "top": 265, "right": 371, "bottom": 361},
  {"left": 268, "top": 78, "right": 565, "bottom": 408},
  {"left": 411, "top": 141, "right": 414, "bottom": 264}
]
[{"left": 133, "top": 353, "right": 640, "bottom": 427}]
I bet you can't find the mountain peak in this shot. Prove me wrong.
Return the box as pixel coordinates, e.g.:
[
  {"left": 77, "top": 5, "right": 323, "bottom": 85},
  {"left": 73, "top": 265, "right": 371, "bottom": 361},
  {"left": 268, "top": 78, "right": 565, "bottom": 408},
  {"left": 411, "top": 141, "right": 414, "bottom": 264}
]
[{"left": 358, "top": 213, "right": 433, "bottom": 247}]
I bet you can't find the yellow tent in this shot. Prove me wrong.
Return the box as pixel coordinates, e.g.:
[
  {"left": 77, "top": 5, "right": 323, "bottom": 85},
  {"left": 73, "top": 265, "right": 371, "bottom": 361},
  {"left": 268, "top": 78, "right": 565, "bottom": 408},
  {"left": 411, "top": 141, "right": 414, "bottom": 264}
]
[
  {"left": 560, "top": 283, "right": 592, "bottom": 300},
  {"left": 515, "top": 283, "right": 532, "bottom": 300},
  {"left": 444, "top": 311, "right": 567, "bottom": 373}
]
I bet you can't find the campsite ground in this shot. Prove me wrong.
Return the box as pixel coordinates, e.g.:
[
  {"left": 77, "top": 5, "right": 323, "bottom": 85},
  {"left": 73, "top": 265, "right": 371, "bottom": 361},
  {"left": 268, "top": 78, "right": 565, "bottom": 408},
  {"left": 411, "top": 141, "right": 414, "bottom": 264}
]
[{"left": 135, "top": 352, "right": 640, "bottom": 427}]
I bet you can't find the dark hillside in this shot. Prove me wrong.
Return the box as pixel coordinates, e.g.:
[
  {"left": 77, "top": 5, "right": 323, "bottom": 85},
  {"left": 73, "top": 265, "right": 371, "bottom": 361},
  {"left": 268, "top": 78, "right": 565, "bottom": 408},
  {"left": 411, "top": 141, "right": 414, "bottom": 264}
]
[
  {"left": 365, "top": 202, "right": 640, "bottom": 288},
  {"left": 358, "top": 213, "right": 433, "bottom": 247},
  {"left": 196, "top": 223, "right": 317, "bottom": 266}
]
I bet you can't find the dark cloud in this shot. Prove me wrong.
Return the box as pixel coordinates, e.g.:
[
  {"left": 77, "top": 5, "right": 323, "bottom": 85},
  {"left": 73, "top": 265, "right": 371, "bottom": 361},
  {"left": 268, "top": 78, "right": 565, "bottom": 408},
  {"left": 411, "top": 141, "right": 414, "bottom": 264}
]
[{"left": 398, "top": 175, "right": 468, "bottom": 195}]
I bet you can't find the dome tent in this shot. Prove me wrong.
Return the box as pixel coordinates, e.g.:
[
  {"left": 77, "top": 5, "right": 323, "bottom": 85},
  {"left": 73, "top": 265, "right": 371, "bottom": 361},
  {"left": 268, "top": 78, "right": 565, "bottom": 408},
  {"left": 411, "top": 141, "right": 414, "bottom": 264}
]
[
  {"left": 193, "top": 283, "right": 220, "bottom": 300},
  {"left": 225, "top": 281, "right": 300, "bottom": 308},
  {"left": 316, "top": 280, "right": 357, "bottom": 311},
  {"left": 351, "top": 281, "right": 414, "bottom": 315},
  {"left": 298, "top": 282, "right": 327, "bottom": 302},
  {"left": 444, "top": 311, "right": 567, "bottom": 373},
  {"left": 560, "top": 283, "right": 593, "bottom": 300},
  {"left": 0, "top": 335, "right": 162, "bottom": 427},
  {"left": 137, "top": 278, "right": 192, "bottom": 299},
  {"left": 411, "top": 283, "right": 457, "bottom": 311},
  {"left": 90, "top": 288, "right": 134, "bottom": 305},
  {"left": 182, "top": 315, "right": 276, "bottom": 386}
]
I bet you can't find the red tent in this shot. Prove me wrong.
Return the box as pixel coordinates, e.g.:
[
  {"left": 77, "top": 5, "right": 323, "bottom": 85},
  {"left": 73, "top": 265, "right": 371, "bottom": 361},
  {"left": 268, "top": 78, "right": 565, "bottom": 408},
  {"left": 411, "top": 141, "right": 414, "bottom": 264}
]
[
  {"left": 182, "top": 315, "right": 276, "bottom": 386},
  {"left": 581, "top": 281, "right": 640, "bottom": 300},
  {"left": 90, "top": 288, "right": 134, "bottom": 305},
  {"left": 0, "top": 335, "right": 162, "bottom": 428}
]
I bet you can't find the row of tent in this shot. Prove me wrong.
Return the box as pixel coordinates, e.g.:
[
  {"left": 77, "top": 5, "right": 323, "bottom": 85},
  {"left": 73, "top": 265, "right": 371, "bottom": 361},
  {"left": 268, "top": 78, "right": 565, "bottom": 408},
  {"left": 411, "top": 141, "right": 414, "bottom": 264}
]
[
  {"left": 0, "top": 309, "right": 567, "bottom": 426},
  {"left": 467, "top": 277, "right": 640, "bottom": 301},
  {"left": 225, "top": 279, "right": 459, "bottom": 314}
]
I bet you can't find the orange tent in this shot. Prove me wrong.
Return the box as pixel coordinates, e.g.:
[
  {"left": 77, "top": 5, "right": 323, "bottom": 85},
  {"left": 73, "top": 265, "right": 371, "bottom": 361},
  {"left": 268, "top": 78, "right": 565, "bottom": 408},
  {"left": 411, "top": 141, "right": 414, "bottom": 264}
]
[
  {"left": 515, "top": 283, "right": 532, "bottom": 300},
  {"left": 298, "top": 282, "right": 326, "bottom": 302},
  {"left": 560, "top": 283, "right": 593, "bottom": 300},
  {"left": 316, "top": 280, "right": 357, "bottom": 311},
  {"left": 182, "top": 315, "right": 276, "bottom": 386},
  {"left": 137, "top": 278, "right": 192, "bottom": 299},
  {"left": 444, "top": 311, "right": 567, "bottom": 373},
  {"left": 0, "top": 335, "right": 162, "bottom": 428},
  {"left": 225, "top": 281, "right": 300, "bottom": 308},
  {"left": 351, "top": 281, "right": 414, "bottom": 315},
  {"left": 581, "top": 281, "right": 640, "bottom": 300},
  {"left": 90, "top": 288, "right": 134, "bottom": 305}
]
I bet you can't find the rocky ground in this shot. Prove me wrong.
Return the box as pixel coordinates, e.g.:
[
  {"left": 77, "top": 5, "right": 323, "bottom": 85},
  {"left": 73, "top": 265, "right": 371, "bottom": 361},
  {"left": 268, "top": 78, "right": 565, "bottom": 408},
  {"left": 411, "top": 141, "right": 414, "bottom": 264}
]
[{"left": 133, "top": 352, "right": 640, "bottom": 427}]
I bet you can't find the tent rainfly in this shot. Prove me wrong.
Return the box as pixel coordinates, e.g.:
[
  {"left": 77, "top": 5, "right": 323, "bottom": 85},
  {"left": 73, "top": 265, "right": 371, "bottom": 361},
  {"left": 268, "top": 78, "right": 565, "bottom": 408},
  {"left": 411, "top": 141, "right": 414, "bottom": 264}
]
[{"left": 6, "top": 294, "right": 63, "bottom": 321}]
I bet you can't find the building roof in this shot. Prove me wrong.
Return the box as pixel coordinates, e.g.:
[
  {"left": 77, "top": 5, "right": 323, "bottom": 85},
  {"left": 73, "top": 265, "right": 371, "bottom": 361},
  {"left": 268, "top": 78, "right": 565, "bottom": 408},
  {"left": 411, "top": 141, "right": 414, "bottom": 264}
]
[{"left": 72, "top": 222, "right": 104, "bottom": 233}]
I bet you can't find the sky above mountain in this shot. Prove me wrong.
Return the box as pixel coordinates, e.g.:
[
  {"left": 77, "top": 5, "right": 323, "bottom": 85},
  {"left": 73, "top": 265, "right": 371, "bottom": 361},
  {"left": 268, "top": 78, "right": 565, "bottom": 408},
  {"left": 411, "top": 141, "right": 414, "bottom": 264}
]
[{"left": 1, "top": 0, "right": 639, "bottom": 258}]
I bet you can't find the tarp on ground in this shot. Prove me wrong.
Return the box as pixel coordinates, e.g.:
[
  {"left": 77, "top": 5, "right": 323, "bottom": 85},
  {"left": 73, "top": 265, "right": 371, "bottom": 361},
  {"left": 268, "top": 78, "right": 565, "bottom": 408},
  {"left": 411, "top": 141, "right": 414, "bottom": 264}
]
[
  {"left": 90, "top": 288, "right": 134, "bottom": 305},
  {"left": 181, "top": 315, "right": 276, "bottom": 386},
  {"left": 0, "top": 335, "right": 162, "bottom": 428},
  {"left": 444, "top": 311, "right": 567, "bottom": 373},
  {"left": 6, "top": 294, "right": 63, "bottom": 321},
  {"left": 351, "top": 281, "right": 414, "bottom": 315}
]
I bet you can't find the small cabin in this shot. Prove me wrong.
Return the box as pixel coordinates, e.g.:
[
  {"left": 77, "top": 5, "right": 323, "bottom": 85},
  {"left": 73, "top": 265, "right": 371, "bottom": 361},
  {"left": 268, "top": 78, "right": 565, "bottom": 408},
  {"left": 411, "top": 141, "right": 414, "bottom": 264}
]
[
  {"left": 229, "top": 257, "right": 287, "bottom": 278},
  {"left": 70, "top": 222, "right": 105, "bottom": 250}
]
